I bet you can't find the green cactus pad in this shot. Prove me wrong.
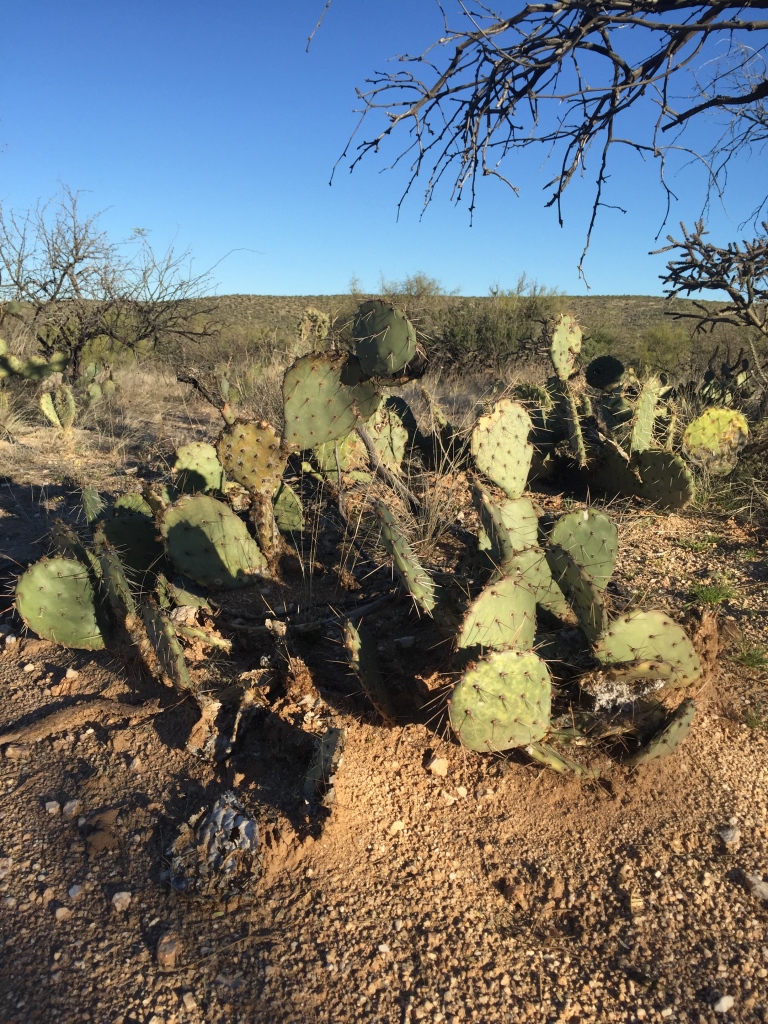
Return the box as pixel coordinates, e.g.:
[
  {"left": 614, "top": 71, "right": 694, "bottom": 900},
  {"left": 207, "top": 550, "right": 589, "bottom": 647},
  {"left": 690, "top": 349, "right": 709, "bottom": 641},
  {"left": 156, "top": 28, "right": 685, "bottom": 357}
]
[
  {"left": 282, "top": 352, "right": 380, "bottom": 449},
  {"left": 273, "top": 482, "right": 304, "bottom": 533},
  {"left": 525, "top": 742, "right": 597, "bottom": 777},
  {"left": 549, "top": 509, "right": 618, "bottom": 591},
  {"left": 455, "top": 574, "right": 537, "bottom": 654},
  {"left": 312, "top": 434, "right": 366, "bottom": 478},
  {"left": 344, "top": 620, "right": 397, "bottom": 723},
  {"left": 217, "top": 420, "right": 287, "bottom": 494},
  {"left": 471, "top": 399, "right": 533, "bottom": 498},
  {"left": 141, "top": 600, "right": 194, "bottom": 692},
  {"left": 600, "top": 390, "right": 635, "bottom": 431},
  {"left": 39, "top": 391, "right": 61, "bottom": 429},
  {"left": 102, "top": 511, "right": 167, "bottom": 581},
  {"left": 624, "top": 699, "right": 696, "bottom": 765},
  {"left": 113, "top": 492, "right": 154, "bottom": 516},
  {"left": 161, "top": 494, "right": 269, "bottom": 589},
  {"left": 545, "top": 545, "right": 607, "bottom": 642},
  {"left": 504, "top": 546, "right": 571, "bottom": 618},
  {"left": 585, "top": 355, "right": 625, "bottom": 391},
  {"left": 682, "top": 407, "right": 749, "bottom": 476},
  {"left": 595, "top": 609, "right": 702, "bottom": 687},
  {"left": 15, "top": 557, "right": 106, "bottom": 650},
  {"left": 375, "top": 502, "right": 437, "bottom": 615},
  {"left": 449, "top": 649, "right": 552, "bottom": 753},
  {"left": 353, "top": 300, "right": 417, "bottom": 377},
  {"left": 630, "top": 377, "right": 662, "bottom": 454},
  {"left": 81, "top": 486, "right": 105, "bottom": 526},
  {"left": 631, "top": 450, "right": 694, "bottom": 510},
  {"left": 549, "top": 315, "right": 582, "bottom": 381},
  {"left": 366, "top": 401, "right": 409, "bottom": 468},
  {"left": 474, "top": 488, "right": 539, "bottom": 568},
  {"left": 173, "top": 442, "right": 226, "bottom": 494}
]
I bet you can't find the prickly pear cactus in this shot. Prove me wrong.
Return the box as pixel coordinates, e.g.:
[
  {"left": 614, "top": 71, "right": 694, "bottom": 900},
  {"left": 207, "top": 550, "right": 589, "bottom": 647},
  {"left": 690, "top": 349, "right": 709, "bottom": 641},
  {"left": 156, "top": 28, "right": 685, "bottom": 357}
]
[
  {"left": 449, "top": 649, "right": 552, "bottom": 752},
  {"left": 102, "top": 509, "right": 167, "bottom": 580},
  {"left": 471, "top": 399, "right": 533, "bottom": 498},
  {"left": 366, "top": 402, "right": 409, "bottom": 468},
  {"left": 15, "top": 557, "right": 106, "bottom": 650},
  {"left": 455, "top": 573, "right": 537, "bottom": 654},
  {"left": 474, "top": 488, "right": 540, "bottom": 569},
  {"left": 353, "top": 300, "right": 417, "bottom": 377},
  {"left": 549, "top": 509, "right": 618, "bottom": 591},
  {"left": 549, "top": 315, "right": 582, "bottom": 381},
  {"left": 585, "top": 355, "right": 625, "bottom": 391},
  {"left": 375, "top": 503, "right": 438, "bottom": 615},
  {"left": 629, "top": 377, "right": 662, "bottom": 454},
  {"left": 173, "top": 442, "right": 226, "bottom": 494},
  {"left": 631, "top": 450, "right": 694, "bottom": 510},
  {"left": 504, "top": 546, "right": 571, "bottom": 618},
  {"left": 344, "top": 620, "right": 397, "bottom": 723},
  {"left": 682, "top": 407, "right": 749, "bottom": 476},
  {"left": 545, "top": 545, "right": 607, "bottom": 642},
  {"left": 282, "top": 352, "right": 380, "bottom": 449},
  {"left": 141, "top": 600, "right": 194, "bottom": 692},
  {"left": 217, "top": 420, "right": 287, "bottom": 494},
  {"left": 624, "top": 699, "right": 696, "bottom": 765},
  {"left": 272, "top": 482, "right": 303, "bottom": 533},
  {"left": 595, "top": 610, "right": 702, "bottom": 688},
  {"left": 161, "top": 494, "right": 269, "bottom": 589}
]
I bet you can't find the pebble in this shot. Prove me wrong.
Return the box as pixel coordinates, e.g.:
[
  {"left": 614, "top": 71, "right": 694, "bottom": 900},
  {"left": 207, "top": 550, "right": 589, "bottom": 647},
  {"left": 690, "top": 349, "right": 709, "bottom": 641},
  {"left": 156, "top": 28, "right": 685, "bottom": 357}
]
[
  {"left": 428, "top": 757, "right": 449, "bottom": 778},
  {"left": 45, "top": 800, "right": 61, "bottom": 815},
  {"left": 4, "top": 744, "right": 31, "bottom": 759},
  {"left": 388, "top": 820, "right": 405, "bottom": 835},
  {"left": 713, "top": 995, "right": 735, "bottom": 1013},
  {"left": 62, "top": 799, "right": 83, "bottom": 819},
  {"left": 182, "top": 993, "right": 197, "bottom": 1012},
  {"left": 68, "top": 885, "right": 84, "bottom": 901},
  {"left": 22, "top": 662, "right": 36, "bottom": 673},
  {"left": 456, "top": 786, "right": 468, "bottom": 798},
  {"left": 157, "top": 930, "right": 182, "bottom": 969},
  {"left": 129, "top": 756, "right": 142, "bottom": 772},
  {"left": 0, "top": 857, "right": 12, "bottom": 879},
  {"left": 111, "top": 891, "right": 131, "bottom": 912},
  {"left": 4, "top": 634, "right": 18, "bottom": 646},
  {"left": 718, "top": 825, "right": 741, "bottom": 847},
  {"left": 745, "top": 873, "right": 768, "bottom": 901},
  {"left": 55, "top": 906, "right": 73, "bottom": 922},
  {"left": 65, "top": 667, "right": 79, "bottom": 680}
]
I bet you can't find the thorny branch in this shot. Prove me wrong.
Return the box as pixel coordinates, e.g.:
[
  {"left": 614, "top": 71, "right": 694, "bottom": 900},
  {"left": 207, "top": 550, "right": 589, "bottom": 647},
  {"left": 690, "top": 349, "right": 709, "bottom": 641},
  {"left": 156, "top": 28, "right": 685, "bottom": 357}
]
[{"left": 331, "top": 1, "right": 768, "bottom": 279}]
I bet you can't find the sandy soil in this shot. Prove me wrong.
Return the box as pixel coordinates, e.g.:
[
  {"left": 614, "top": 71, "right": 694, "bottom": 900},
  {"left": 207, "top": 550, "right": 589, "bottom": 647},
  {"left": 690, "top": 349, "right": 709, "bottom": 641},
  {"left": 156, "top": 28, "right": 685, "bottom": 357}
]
[{"left": 1, "top": 425, "right": 767, "bottom": 1024}]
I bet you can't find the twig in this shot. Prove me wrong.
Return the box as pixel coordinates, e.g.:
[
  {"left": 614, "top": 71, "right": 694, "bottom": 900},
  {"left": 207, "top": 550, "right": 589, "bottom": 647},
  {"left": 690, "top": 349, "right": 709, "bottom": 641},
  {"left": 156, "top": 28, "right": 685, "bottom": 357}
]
[
  {"left": 355, "top": 424, "right": 423, "bottom": 516},
  {"left": 227, "top": 592, "right": 401, "bottom": 636}
]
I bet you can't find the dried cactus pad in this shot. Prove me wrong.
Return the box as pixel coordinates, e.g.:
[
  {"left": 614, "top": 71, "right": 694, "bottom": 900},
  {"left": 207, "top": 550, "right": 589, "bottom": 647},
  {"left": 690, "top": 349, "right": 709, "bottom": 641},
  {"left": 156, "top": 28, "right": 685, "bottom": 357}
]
[
  {"left": 16, "top": 556, "right": 106, "bottom": 650},
  {"left": 161, "top": 494, "right": 268, "bottom": 589},
  {"left": 471, "top": 400, "right": 533, "bottom": 499},
  {"left": 344, "top": 620, "right": 397, "bottom": 724},
  {"left": 375, "top": 502, "right": 437, "bottom": 615},
  {"left": 549, "top": 509, "right": 618, "bottom": 591},
  {"left": 549, "top": 315, "right": 582, "bottom": 381},
  {"left": 682, "top": 407, "right": 749, "bottom": 476},
  {"left": 449, "top": 649, "right": 552, "bottom": 752},
  {"left": 624, "top": 699, "right": 696, "bottom": 765},
  {"left": 217, "top": 420, "right": 287, "bottom": 494},
  {"left": 595, "top": 610, "right": 702, "bottom": 687},
  {"left": 455, "top": 573, "right": 537, "bottom": 653},
  {"left": 282, "top": 352, "right": 380, "bottom": 449},
  {"left": 352, "top": 300, "right": 417, "bottom": 377}
]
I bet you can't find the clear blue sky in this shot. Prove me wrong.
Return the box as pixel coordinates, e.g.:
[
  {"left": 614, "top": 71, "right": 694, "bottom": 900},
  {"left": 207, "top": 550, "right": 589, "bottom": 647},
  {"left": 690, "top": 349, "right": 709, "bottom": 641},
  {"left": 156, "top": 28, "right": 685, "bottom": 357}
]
[{"left": 1, "top": 1, "right": 763, "bottom": 297}]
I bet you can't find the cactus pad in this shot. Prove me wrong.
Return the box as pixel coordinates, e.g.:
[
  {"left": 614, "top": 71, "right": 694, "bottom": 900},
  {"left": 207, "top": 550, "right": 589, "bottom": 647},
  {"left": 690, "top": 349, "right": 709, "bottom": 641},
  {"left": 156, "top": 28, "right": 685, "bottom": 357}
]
[
  {"left": 273, "top": 482, "right": 304, "bottom": 533},
  {"left": 344, "top": 620, "right": 397, "bottom": 723},
  {"left": 161, "top": 494, "right": 269, "bottom": 588},
  {"left": 455, "top": 574, "right": 537, "bottom": 654},
  {"left": 353, "top": 300, "right": 417, "bottom": 377},
  {"left": 217, "top": 420, "right": 287, "bottom": 493},
  {"left": 549, "top": 509, "right": 618, "bottom": 591},
  {"left": 102, "top": 510, "right": 167, "bottom": 581},
  {"left": 375, "top": 502, "right": 437, "bottom": 615},
  {"left": 631, "top": 450, "right": 694, "bottom": 509},
  {"left": 504, "top": 546, "right": 571, "bottom": 618},
  {"left": 449, "top": 649, "right": 552, "bottom": 752},
  {"left": 15, "top": 557, "right": 106, "bottom": 650},
  {"left": 630, "top": 377, "right": 662, "bottom": 454},
  {"left": 585, "top": 355, "right": 624, "bottom": 391},
  {"left": 474, "top": 487, "right": 539, "bottom": 568},
  {"left": 682, "top": 407, "right": 749, "bottom": 476},
  {"left": 545, "top": 545, "right": 607, "bottom": 642},
  {"left": 624, "top": 699, "right": 696, "bottom": 765},
  {"left": 549, "top": 315, "right": 582, "bottom": 381},
  {"left": 173, "top": 442, "right": 226, "bottom": 494},
  {"left": 282, "top": 352, "right": 380, "bottom": 449},
  {"left": 471, "top": 400, "right": 533, "bottom": 498},
  {"left": 141, "top": 600, "right": 194, "bottom": 692},
  {"left": 595, "top": 609, "right": 702, "bottom": 687}
]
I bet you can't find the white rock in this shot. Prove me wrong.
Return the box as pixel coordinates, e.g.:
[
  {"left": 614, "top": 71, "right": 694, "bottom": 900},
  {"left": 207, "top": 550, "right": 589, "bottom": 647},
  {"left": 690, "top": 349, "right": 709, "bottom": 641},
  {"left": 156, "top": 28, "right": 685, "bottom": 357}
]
[
  {"left": 65, "top": 667, "right": 79, "bottom": 680},
  {"left": 22, "top": 662, "right": 36, "bottom": 673},
  {"left": 428, "top": 757, "right": 449, "bottom": 778},
  {"left": 719, "top": 825, "right": 741, "bottom": 846},
  {"left": 388, "top": 820, "right": 405, "bottom": 836},
  {"left": 713, "top": 995, "right": 734, "bottom": 1013},
  {"left": 45, "top": 801, "right": 61, "bottom": 816},
  {"left": 68, "top": 885, "right": 84, "bottom": 901},
  {"left": 746, "top": 873, "right": 768, "bottom": 901},
  {"left": 111, "top": 891, "right": 131, "bottom": 912},
  {"left": 62, "top": 800, "right": 82, "bottom": 819}
]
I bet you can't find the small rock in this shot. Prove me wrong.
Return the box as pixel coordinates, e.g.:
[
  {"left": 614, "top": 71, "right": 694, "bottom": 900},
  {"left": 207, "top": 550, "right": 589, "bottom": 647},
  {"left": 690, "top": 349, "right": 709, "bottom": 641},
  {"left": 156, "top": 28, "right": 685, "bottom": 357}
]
[
  {"left": 62, "top": 799, "right": 83, "bottom": 820},
  {"left": 441, "top": 790, "right": 457, "bottom": 806},
  {"left": 661, "top": 1010, "right": 673, "bottom": 1019},
  {"left": 68, "top": 884, "right": 84, "bottom": 901},
  {"left": 0, "top": 857, "right": 12, "bottom": 879},
  {"left": 55, "top": 906, "right": 73, "bottom": 922},
  {"left": 4, "top": 634, "right": 18, "bottom": 646},
  {"left": 428, "top": 757, "right": 449, "bottom": 778},
  {"left": 456, "top": 786, "right": 468, "bottom": 799},
  {"left": 377, "top": 943, "right": 390, "bottom": 953},
  {"left": 388, "top": 820, "right": 405, "bottom": 836},
  {"left": 65, "top": 667, "right": 79, "bottom": 680},
  {"left": 713, "top": 995, "right": 735, "bottom": 1013},
  {"left": 745, "top": 873, "right": 768, "bottom": 901},
  {"left": 4, "top": 744, "right": 31, "bottom": 760},
  {"left": 111, "top": 891, "right": 131, "bottom": 912},
  {"left": 45, "top": 801, "right": 61, "bottom": 816},
  {"left": 23, "top": 662, "right": 36, "bottom": 673},
  {"left": 719, "top": 825, "right": 741, "bottom": 847},
  {"left": 129, "top": 756, "right": 142, "bottom": 772},
  {"left": 157, "top": 930, "right": 181, "bottom": 969},
  {"left": 182, "top": 993, "right": 197, "bottom": 1012},
  {"left": 3, "top": 896, "right": 17, "bottom": 908}
]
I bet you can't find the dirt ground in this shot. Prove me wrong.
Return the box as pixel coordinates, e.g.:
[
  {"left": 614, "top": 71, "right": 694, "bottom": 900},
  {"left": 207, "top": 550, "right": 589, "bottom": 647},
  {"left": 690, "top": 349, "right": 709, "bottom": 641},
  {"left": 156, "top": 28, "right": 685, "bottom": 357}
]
[{"left": 1, "top": 419, "right": 767, "bottom": 1024}]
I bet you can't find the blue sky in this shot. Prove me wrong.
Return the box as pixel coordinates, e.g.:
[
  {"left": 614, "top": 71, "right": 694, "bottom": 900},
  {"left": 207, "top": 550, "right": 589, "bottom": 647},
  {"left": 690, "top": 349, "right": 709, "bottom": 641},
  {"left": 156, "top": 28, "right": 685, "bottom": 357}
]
[{"left": 1, "top": 1, "right": 764, "bottom": 297}]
